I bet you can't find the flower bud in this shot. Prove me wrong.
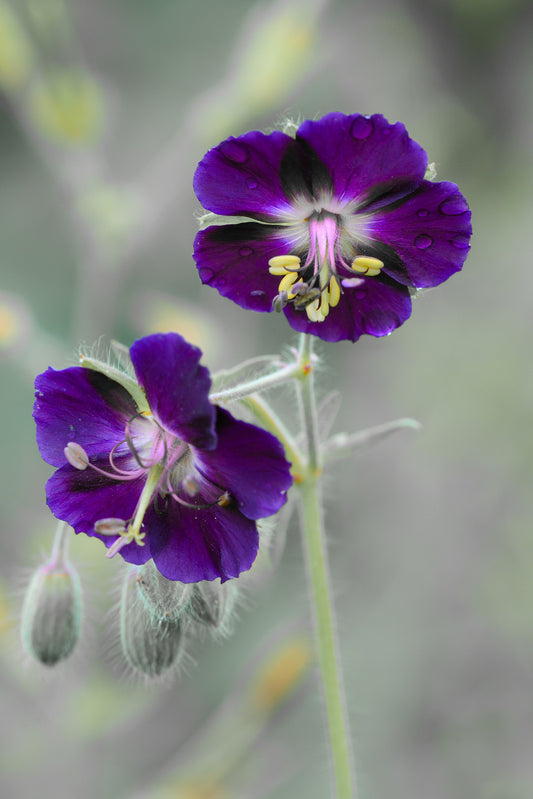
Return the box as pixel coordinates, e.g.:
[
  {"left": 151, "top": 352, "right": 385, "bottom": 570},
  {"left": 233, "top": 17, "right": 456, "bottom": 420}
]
[
  {"left": 120, "top": 567, "right": 184, "bottom": 678},
  {"left": 20, "top": 552, "right": 82, "bottom": 666},
  {"left": 187, "top": 579, "right": 237, "bottom": 634},
  {"left": 135, "top": 560, "right": 191, "bottom": 623}
]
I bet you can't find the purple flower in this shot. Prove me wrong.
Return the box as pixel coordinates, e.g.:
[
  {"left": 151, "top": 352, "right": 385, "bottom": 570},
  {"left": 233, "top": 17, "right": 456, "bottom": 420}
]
[
  {"left": 193, "top": 113, "right": 472, "bottom": 343},
  {"left": 33, "top": 333, "right": 292, "bottom": 583}
]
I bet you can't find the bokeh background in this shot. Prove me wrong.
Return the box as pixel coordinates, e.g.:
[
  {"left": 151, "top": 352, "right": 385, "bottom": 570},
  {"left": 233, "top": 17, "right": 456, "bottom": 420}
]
[{"left": 1, "top": 0, "right": 533, "bottom": 797}]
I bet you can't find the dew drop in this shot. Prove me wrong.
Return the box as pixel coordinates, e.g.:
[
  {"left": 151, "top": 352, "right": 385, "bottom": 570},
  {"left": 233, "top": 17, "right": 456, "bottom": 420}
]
[
  {"left": 416, "top": 208, "right": 430, "bottom": 218},
  {"left": 239, "top": 247, "right": 253, "bottom": 256},
  {"left": 450, "top": 234, "right": 470, "bottom": 249},
  {"left": 350, "top": 116, "right": 373, "bottom": 140},
  {"left": 439, "top": 195, "right": 468, "bottom": 216},
  {"left": 219, "top": 139, "right": 249, "bottom": 164},
  {"left": 341, "top": 277, "right": 364, "bottom": 289},
  {"left": 414, "top": 234, "right": 433, "bottom": 250},
  {"left": 246, "top": 177, "right": 258, "bottom": 189},
  {"left": 198, "top": 267, "right": 214, "bottom": 282},
  {"left": 250, "top": 290, "right": 266, "bottom": 298}
]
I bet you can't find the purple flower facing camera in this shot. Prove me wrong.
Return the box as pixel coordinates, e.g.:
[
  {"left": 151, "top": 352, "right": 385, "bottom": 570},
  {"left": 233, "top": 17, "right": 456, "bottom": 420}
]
[{"left": 193, "top": 112, "right": 471, "bottom": 342}]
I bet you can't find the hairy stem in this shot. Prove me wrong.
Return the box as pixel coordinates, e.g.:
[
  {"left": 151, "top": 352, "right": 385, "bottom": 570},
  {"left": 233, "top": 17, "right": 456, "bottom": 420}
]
[{"left": 297, "top": 333, "right": 355, "bottom": 799}]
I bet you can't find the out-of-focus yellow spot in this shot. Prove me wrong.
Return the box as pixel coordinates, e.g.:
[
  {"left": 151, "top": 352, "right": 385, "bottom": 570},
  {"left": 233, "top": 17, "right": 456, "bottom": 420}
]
[
  {"left": 0, "top": 2, "right": 32, "bottom": 90},
  {"left": 132, "top": 293, "right": 221, "bottom": 363},
  {"left": 0, "top": 303, "right": 18, "bottom": 348},
  {"left": 162, "top": 780, "right": 228, "bottom": 799},
  {"left": 0, "top": 292, "right": 31, "bottom": 352},
  {"left": 250, "top": 637, "right": 313, "bottom": 714},
  {"left": 0, "top": 582, "right": 13, "bottom": 636},
  {"left": 28, "top": 70, "right": 104, "bottom": 145}
]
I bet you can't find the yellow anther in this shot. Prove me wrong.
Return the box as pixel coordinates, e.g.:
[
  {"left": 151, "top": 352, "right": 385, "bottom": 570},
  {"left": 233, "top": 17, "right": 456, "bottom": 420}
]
[
  {"left": 306, "top": 298, "right": 324, "bottom": 323},
  {"left": 278, "top": 271, "right": 298, "bottom": 296},
  {"left": 268, "top": 254, "right": 301, "bottom": 275},
  {"left": 351, "top": 256, "right": 384, "bottom": 276},
  {"left": 328, "top": 276, "right": 341, "bottom": 307}
]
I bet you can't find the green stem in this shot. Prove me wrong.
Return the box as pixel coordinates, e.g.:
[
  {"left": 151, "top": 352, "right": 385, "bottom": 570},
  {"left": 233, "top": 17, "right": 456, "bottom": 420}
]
[
  {"left": 209, "top": 360, "right": 300, "bottom": 403},
  {"left": 297, "top": 334, "right": 355, "bottom": 799}
]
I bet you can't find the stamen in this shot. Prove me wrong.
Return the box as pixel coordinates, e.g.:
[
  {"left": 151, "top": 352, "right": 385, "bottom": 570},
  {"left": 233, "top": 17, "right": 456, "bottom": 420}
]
[
  {"left": 278, "top": 271, "right": 298, "bottom": 296},
  {"left": 351, "top": 256, "right": 384, "bottom": 277},
  {"left": 217, "top": 491, "right": 232, "bottom": 507},
  {"left": 95, "top": 518, "right": 127, "bottom": 536},
  {"left": 268, "top": 254, "right": 301, "bottom": 275},
  {"left": 305, "top": 298, "right": 325, "bottom": 323},
  {"left": 272, "top": 291, "right": 289, "bottom": 312},
  {"left": 64, "top": 442, "right": 89, "bottom": 470},
  {"left": 328, "top": 276, "right": 341, "bottom": 307},
  {"left": 182, "top": 476, "right": 200, "bottom": 496}
]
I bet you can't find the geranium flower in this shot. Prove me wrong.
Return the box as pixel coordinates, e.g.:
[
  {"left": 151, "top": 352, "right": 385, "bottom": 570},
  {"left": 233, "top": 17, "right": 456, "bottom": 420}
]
[
  {"left": 33, "top": 333, "right": 292, "bottom": 582},
  {"left": 193, "top": 112, "right": 472, "bottom": 342}
]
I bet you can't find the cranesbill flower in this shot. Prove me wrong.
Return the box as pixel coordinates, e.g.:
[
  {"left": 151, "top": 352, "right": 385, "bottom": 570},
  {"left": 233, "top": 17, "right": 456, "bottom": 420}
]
[
  {"left": 193, "top": 112, "right": 472, "bottom": 342},
  {"left": 33, "top": 333, "right": 292, "bottom": 583}
]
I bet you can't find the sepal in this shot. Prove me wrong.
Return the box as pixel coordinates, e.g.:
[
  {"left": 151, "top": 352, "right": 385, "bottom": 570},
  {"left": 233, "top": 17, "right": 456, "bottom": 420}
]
[{"left": 322, "top": 417, "right": 422, "bottom": 463}]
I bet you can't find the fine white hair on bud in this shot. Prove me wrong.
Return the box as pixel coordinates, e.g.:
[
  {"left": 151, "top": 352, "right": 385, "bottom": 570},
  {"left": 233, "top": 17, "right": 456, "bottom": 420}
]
[
  {"left": 20, "top": 541, "right": 83, "bottom": 666},
  {"left": 187, "top": 579, "right": 238, "bottom": 636},
  {"left": 119, "top": 566, "right": 185, "bottom": 678},
  {"left": 135, "top": 560, "right": 192, "bottom": 623}
]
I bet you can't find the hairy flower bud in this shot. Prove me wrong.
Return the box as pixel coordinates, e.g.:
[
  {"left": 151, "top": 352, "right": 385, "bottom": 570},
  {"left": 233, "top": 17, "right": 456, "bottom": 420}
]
[
  {"left": 119, "top": 567, "right": 184, "bottom": 678},
  {"left": 187, "top": 579, "right": 237, "bottom": 634},
  {"left": 135, "top": 560, "right": 192, "bottom": 623},
  {"left": 20, "top": 551, "right": 82, "bottom": 666}
]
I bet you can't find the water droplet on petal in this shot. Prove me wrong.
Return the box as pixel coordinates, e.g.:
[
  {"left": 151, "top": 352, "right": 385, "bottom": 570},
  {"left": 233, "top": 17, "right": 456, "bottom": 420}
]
[
  {"left": 416, "top": 208, "right": 430, "bottom": 218},
  {"left": 198, "top": 267, "right": 214, "bottom": 282},
  {"left": 350, "top": 116, "right": 373, "bottom": 140},
  {"left": 246, "top": 177, "right": 258, "bottom": 189},
  {"left": 219, "top": 139, "right": 249, "bottom": 164},
  {"left": 250, "top": 290, "right": 266, "bottom": 298},
  {"left": 239, "top": 247, "right": 253, "bottom": 256},
  {"left": 414, "top": 234, "right": 433, "bottom": 249},
  {"left": 450, "top": 234, "right": 470, "bottom": 249},
  {"left": 439, "top": 195, "right": 469, "bottom": 216},
  {"left": 341, "top": 277, "right": 365, "bottom": 289}
]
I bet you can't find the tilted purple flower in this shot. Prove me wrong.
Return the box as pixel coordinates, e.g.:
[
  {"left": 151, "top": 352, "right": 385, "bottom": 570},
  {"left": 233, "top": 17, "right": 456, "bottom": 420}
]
[
  {"left": 33, "top": 333, "right": 292, "bottom": 583},
  {"left": 193, "top": 112, "right": 472, "bottom": 343}
]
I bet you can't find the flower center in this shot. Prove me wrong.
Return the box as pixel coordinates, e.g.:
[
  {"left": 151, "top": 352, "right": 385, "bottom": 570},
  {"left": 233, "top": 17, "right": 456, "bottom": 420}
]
[
  {"left": 269, "top": 210, "right": 384, "bottom": 322},
  {"left": 64, "top": 413, "right": 231, "bottom": 558}
]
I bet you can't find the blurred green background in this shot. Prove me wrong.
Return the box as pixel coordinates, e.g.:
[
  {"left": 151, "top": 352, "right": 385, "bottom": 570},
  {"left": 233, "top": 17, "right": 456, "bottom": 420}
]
[{"left": 1, "top": 0, "right": 533, "bottom": 797}]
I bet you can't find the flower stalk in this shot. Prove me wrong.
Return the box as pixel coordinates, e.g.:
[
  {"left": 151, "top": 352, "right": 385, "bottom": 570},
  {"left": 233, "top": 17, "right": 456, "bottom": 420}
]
[{"left": 295, "top": 334, "right": 355, "bottom": 799}]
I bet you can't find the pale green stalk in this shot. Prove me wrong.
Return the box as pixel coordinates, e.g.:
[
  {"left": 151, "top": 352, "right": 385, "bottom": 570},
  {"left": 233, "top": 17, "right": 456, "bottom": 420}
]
[{"left": 296, "top": 334, "right": 355, "bottom": 799}]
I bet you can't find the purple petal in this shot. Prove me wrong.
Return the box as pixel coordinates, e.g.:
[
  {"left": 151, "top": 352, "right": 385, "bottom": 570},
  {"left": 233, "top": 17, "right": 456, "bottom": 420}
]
[
  {"left": 193, "top": 130, "right": 296, "bottom": 220},
  {"left": 284, "top": 275, "right": 412, "bottom": 342},
  {"left": 34, "top": 367, "right": 138, "bottom": 468},
  {"left": 195, "top": 408, "right": 292, "bottom": 520},
  {"left": 194, "top": 223, "right": 289, "bottom": 312},
  {"left": 367, "top": 180, "right": 472, "bottom": 288},
  {"left": 296, "top": 113, "right": 427, "bottom": 207},
  {"left": 45, "top": 459, "right": 151, "bottom": 565},
  {"left": 130, "top": 333, "right": 216, "bottom": 450},
  {"left": 146, "top": 501, "right": 258, "bottom": 583}
]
